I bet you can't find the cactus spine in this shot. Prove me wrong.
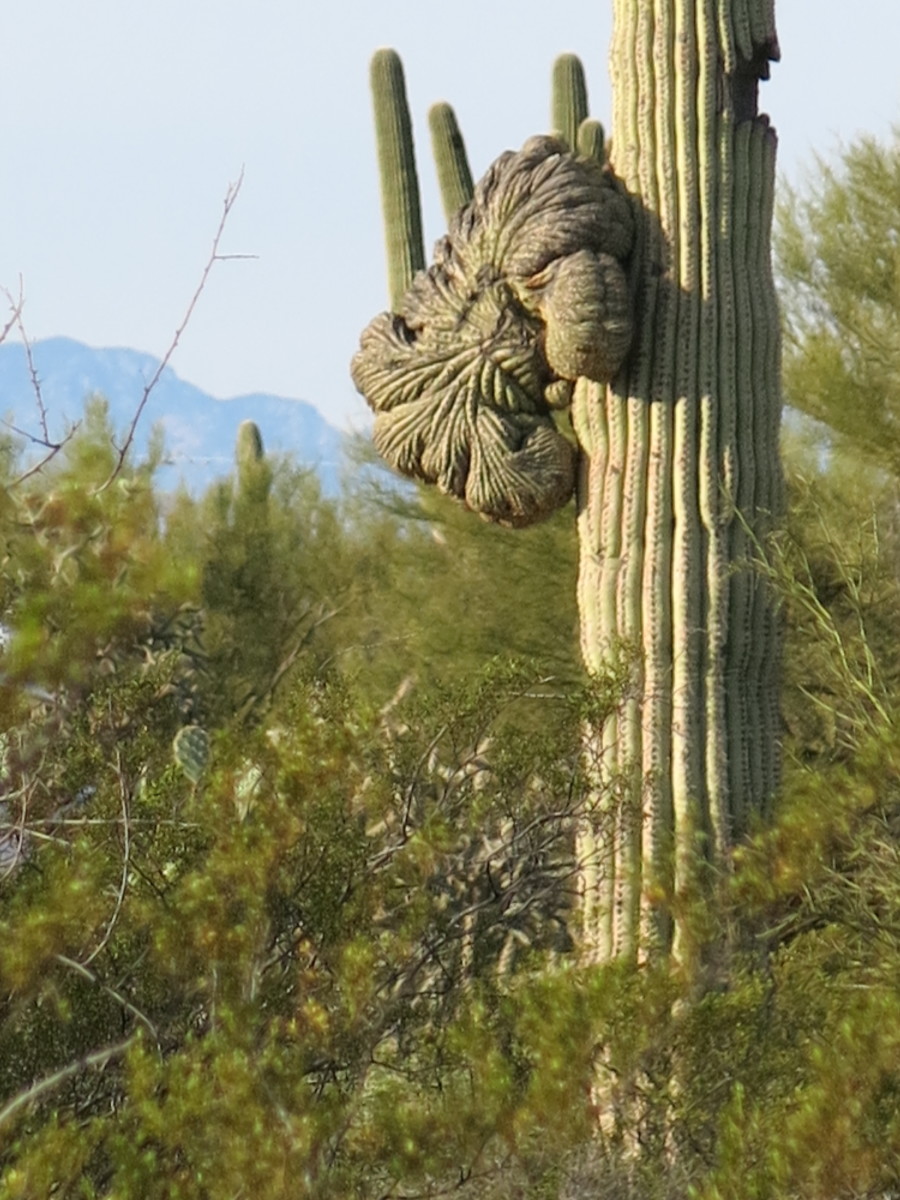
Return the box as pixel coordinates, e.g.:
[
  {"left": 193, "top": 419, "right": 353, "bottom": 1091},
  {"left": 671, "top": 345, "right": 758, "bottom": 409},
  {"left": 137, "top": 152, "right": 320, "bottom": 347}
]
[{"left": 574, "top": 1, "right": 782, "bottom": 962}]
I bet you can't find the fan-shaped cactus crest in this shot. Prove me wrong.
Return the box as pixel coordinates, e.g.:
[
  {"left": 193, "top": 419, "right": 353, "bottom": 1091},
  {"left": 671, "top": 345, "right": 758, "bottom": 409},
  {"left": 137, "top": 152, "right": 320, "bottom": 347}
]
[{"left": 352, "top": 135, "right": 634, "bottom": 527}]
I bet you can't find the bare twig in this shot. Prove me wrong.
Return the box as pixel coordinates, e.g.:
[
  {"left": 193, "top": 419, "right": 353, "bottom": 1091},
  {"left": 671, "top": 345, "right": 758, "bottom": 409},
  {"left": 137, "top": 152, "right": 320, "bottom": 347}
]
[
  {"left": 0, "top": 279, "right": 24, "bottom": 348},
  {"left": 0, "top": 283, "right": 81, "bottom": 484},
  {"left": 0, "top": 1035, "right": 136, "bottom": 1131},
  {"left": 82, "top": 750, "right": 131, "bottom": 967},
  {"left": 99, "top": 167, "right": 252, "bottom": 490},
  {"left": 55, "top": 954, "right": 158, "bottom": 1041},
  {"left": 2, "top": 417, "right": 58, "bottom": 448},
  {"left": 13, "top": 297, "right": 50, "bottom": 445},
  {"left": 10, "top": 443, "right": 77, "bottom": 488}
]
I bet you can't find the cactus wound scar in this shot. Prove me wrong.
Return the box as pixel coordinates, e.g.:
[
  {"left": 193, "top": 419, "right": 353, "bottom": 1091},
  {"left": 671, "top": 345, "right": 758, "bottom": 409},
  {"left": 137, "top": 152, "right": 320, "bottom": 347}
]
[{"left": 352, "top": 136, "right": 634, "bottom": 527}]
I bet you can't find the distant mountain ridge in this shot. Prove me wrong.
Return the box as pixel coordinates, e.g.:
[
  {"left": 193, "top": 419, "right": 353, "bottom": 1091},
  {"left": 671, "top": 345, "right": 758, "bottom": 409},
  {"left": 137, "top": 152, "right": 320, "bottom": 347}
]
[{"left": 0, "top": 337, "right": 347, "bottom": 495}]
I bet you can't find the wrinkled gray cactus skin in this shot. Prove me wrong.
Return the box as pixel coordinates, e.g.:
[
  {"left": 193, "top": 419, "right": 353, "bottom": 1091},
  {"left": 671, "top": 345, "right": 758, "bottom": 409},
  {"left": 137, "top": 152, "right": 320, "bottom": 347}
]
[{"left": 352, "top": 136, "right": 634, "bottom": 527}]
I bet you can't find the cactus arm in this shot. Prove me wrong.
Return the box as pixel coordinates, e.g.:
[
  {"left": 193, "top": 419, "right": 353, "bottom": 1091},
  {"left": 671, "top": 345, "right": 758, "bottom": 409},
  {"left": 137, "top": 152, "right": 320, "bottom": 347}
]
[
  {"left": 428, "top": 101, "right": 474, "bottom": 222},
  {"left": 551, "top": 53, "right": 589, "bottom": 152},
  {"left": 577, "top": 118, "right": 606, "bottom": 165},
  {"left": 370, "top": 49, "right": 426, "bottom": 310},
  {"left": 234, "top": 419, "right": 271, "bottom": 507},
  {"left": 236, "top": 418, "right": 264, "bottom": 465}
]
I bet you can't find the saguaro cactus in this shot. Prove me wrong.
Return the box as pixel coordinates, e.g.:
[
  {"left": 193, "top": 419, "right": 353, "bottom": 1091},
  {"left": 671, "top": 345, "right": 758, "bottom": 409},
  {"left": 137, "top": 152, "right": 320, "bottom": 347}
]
[
  {"left": 234, "top": 419, "right": 272, "bottom": 510},
  {"left": 578, "top": 1, "right": 782, "bottom": 963},
  {"left": 353, "top": 4, "right": 782, "bottom": 965}
]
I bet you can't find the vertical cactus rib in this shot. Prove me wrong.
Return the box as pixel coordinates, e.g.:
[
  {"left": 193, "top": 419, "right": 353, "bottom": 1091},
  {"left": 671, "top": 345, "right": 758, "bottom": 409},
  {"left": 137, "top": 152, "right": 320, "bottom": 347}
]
[
  {"left": 744, "top": 123, "right": 769, "bottom": 825},
  {"left": 669, "top": 0, "right": 705, "bottom": 929},
  {"left": 731, "top": 0, "right": 754, "bottom": 64},
  {"left": 428, "top": 101, "right": 474, "bottom": 223},
  {"left": 758, "top": 125, "right": 783, "bottom": 815},
  {"left": 748, "top": 121, "right": 782, "bottom": 814},
  {"left": 370, "top": 48, "right": 426, "bottom": 310},
  {"left": 716, "top": 109, "right": 745, "bottom": 840},
  {"left": 638, "top": 0, "right": 679, "bottom": 955},
  {"left": 575, "top": 0, "right": 639, "bottom": 963},
  {"left": 576, "top": 0, "right": 782, "bottom": 963},
  {"left": 551, "top": 53, "right": 590, "bottom": 152},
  {"left": 726, "top": 119, "right": 757, "bottom": 838},
  {"left": 573, "top": 376, "right": 612, "bottom": 955},
  {"left": 697, "top": 0, "right": 730, "bottom": 864}
]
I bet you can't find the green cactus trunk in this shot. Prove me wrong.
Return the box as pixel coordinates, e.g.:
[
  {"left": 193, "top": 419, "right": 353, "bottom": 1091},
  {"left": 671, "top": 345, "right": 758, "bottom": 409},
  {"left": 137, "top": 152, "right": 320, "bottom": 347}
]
[{"left": 575, "top": 0, "right": 782, "bottom": 963}]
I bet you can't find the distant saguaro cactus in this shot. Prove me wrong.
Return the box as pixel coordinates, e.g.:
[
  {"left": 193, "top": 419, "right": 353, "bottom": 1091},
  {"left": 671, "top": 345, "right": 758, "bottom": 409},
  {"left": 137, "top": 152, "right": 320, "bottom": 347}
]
[
  {"left": 353, "top": 2, "right": 783, "bottom": 965},
  {"left": 234, "top": 419, "right": 272, "bottom": 510}
]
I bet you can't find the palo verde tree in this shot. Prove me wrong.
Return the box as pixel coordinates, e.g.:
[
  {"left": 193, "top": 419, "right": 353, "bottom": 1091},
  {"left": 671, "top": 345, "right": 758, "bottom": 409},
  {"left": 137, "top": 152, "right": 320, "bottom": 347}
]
[
  {"left": 772, "top": 128, "right": 900, "bottom": 761},
  {"left": 353, "top": 1, "right": 783, "bottom": 965},
  {"left": 777, "top": 128, "right": 900, "bottom": 479}
]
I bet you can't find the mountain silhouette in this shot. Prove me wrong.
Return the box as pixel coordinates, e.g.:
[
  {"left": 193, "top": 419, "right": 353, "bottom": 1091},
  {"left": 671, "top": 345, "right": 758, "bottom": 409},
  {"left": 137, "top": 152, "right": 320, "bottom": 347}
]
[{"left": 0, "top": 337, "right": 347, "bottom": 495}]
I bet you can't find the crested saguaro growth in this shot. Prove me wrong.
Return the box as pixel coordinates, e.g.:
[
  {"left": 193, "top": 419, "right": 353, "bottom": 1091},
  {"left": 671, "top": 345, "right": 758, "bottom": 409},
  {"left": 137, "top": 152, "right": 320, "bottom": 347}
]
[
  {"left": 353, "top": 2, "right": 783, "bottom": 964},
  {"left": 354, "top": 52, "right": 634, "bottom": 528}
]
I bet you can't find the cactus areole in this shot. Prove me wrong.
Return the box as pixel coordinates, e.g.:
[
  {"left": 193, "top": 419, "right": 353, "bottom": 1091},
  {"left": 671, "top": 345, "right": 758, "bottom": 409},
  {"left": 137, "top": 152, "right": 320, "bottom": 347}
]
[{"left": 353, "top": 1, "right": 783, "bottom": 964}]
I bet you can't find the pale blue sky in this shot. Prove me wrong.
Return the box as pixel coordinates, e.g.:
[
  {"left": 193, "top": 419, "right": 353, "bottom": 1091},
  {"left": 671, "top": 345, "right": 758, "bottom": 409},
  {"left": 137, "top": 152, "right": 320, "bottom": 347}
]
[{"left": 1, "top": 2, "right": 898, "bottom": 432}]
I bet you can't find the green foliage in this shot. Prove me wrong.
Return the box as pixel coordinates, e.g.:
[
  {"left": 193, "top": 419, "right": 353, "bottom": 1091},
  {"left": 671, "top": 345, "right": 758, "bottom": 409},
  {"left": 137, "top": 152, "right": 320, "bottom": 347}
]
[
  {"left": 169, "top": 451, "right": 351, "bottom": 729},
  {"left": 0, "top": 426, "right": 890, "bottom": 1198},
  {"left": 0, "top": 399, "right": 191, "bottom": 694},
  {"left": 0, "top": 633, "right": 598, "bottom": 1195},
  {"left": 695, "top": 729, "right": 900, "bottom": 1198},
  {"left": 768, "top": 472, "right": 900, "bottom": 763},
  {"left": 0, "top": 413, "right": 597, "bottom": 1195},
  {"left": 339, "top": 461, "right": 582, "bottom": 700},
  {"left": 9, "top": 113, "right": 900, "bottom": 1189},
  {"left": 777, "top": 127, "right": 900, "bottom": 477},
  {"left": 1, "top": 393, "right": 900, "bottom": 1197}
]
